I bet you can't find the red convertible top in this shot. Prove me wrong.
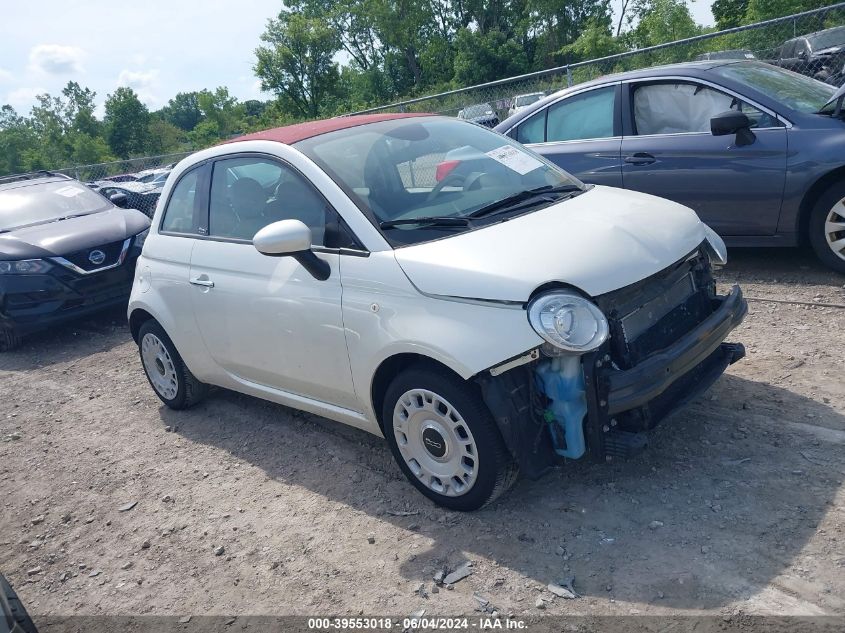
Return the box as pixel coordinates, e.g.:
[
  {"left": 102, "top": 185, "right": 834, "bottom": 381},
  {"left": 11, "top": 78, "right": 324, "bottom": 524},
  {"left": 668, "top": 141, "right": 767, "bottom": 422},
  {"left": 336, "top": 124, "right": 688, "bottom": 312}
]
[{"left": 225, "top": 113, "right": 434, "bottom": 146}]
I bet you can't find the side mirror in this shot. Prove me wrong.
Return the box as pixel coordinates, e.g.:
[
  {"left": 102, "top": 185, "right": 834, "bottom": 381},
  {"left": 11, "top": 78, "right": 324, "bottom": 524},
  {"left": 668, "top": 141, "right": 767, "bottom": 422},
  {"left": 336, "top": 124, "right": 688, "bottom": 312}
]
[
  {"left": 798, "top": 49, "right": 807, "bottom": 59},
  {"left": 253, "top": 219, "right": 330, "bottom": 281},
  {"left": 710, "top": 110, "right": 756, "bottom": 146},
  {"left": 109, "top": 192, "right": 128, "bottom": 208}
]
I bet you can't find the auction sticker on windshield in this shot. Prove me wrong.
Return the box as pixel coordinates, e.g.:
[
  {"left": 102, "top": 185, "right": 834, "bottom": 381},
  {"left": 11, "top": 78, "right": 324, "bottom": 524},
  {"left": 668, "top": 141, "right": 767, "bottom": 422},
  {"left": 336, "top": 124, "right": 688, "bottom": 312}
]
[{"left": 485, "top": 145, "right": 544, "bottom": 175}]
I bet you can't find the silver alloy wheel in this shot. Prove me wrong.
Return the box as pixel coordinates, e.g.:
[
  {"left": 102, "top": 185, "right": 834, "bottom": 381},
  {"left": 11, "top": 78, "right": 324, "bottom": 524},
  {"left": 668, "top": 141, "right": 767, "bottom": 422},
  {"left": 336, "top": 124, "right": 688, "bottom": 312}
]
[
  {"left": 392, "top": 388, "right": 478, "bottom": 497},
  {"left": 825, "top": 197, "right": 845, "bottom": 262},
  {"left": 141, "top": 333, "right": 179, "bottom": 400}
]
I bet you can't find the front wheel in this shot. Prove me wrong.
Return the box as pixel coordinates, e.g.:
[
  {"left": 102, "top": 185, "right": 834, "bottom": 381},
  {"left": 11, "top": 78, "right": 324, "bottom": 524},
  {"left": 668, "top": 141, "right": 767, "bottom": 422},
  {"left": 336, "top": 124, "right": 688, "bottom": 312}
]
[
  {"left": 0, "top": 327, "right": 22, "bottom": 352},
  {"left": 382, "top": 366, "right": 517, "bottom": 511},
  {"left": 808, "top": 181, "right": 845, "bottom": 275},
  {"left": 138, "top": 320, "right": 208, "bottom": 409}
]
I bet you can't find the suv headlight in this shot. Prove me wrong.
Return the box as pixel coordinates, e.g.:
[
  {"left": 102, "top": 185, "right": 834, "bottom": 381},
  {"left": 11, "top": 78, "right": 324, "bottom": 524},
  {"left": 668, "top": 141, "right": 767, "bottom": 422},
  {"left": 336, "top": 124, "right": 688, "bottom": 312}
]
[
  {"left": 702, "top": 224, "right": 727, "bottom": 265},
  {"left": 134, "top": 228, "right": 150, "bottom": 249},
  {"left": 527, "top": 290, "right": 609, "bottom": 353},
  {"left": 0, "top": 259, "right": 52, "bottom": 275}
]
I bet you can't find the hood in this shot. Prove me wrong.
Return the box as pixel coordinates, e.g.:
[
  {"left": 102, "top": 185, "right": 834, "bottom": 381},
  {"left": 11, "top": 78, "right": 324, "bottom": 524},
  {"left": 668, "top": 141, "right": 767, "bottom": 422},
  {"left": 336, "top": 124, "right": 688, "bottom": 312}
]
[
  {"left": 393, "top": 185, "right": 709, "bottom": 302},
  {"left": 0, "top": 208, "right": 150, "bottom": 260}
]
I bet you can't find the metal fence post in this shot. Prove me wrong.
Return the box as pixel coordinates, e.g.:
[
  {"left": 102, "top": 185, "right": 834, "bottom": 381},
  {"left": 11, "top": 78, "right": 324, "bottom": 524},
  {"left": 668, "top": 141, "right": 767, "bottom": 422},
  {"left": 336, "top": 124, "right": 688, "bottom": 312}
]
[{"left": 566, "top": 65, "right": 572, "bottom": 87}]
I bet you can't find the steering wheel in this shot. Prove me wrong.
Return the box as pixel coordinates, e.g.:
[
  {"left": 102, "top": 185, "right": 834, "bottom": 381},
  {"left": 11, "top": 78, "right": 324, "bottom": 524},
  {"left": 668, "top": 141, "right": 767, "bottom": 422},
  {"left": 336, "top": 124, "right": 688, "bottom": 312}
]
[{"left": 426, "top": 172, "right": 466, "bottom": 203}]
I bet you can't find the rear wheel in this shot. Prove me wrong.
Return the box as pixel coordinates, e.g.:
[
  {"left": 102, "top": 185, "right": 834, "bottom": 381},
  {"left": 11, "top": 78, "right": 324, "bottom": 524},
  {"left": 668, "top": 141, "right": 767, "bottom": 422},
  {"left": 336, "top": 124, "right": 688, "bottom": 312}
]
[
  {"left": 808, "top": 181, "right": 845, "bottom": 274},
  {"left": 382, "top": 366, "right": 517, "bottom": 511},
  {"left": 138, "top": 320, "right": 208, "bottom": 409}
]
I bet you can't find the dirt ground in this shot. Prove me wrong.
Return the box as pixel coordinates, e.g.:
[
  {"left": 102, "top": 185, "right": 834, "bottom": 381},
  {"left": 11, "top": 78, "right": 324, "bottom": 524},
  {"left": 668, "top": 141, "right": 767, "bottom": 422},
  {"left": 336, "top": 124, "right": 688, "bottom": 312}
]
[{"left": 1, "top": 247, "right": 844, "bottom": 623}]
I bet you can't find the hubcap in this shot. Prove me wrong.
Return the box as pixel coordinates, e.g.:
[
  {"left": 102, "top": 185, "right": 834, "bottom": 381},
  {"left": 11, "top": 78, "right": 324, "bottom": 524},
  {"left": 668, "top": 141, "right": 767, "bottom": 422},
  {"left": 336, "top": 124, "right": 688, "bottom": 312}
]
[
  {"left": 141, "top": 333, "right": 179, "bottom": 400},
  {"left": 392, "top": 389, "right": 478, "bottom": 497},
  {"left": 824, "top": 197, "right": 845, "bottom": 262}
]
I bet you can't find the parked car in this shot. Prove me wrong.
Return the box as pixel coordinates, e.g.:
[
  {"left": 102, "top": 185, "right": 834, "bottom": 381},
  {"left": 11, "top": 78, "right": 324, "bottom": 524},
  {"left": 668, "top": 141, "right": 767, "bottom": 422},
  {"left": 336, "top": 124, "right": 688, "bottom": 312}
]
[
  {"left": 508, "top": 91, "right": 546, "bottom": 117},
  {"left": 496, "top": 60, "right": 845, "bottom": 273},
  {"left": 771, "top": 26, "right": 845, "bottom": 84},
  {"left": 91, "top": 180, "right": 163, "bottom": 217},
  {"left": 135, "top": 168, "right": 172, "bottom": 186},
  {"left": 102, "top": 173, "right": 140, "bottom": 183},
  {"left": 129, "top": 113, "right": 746, "bottom": 510},
  {"left": 695, "top": 49, "right": 756, "bottom": 61},
  {"left": 457, "top": 103, "right": 499, "bottom": 127},
  {"left": 1, "top": 573, "right": 37, "bottom": 633},
  {"left": 0, "top": 171, "right": 150, "bottom": 351}
]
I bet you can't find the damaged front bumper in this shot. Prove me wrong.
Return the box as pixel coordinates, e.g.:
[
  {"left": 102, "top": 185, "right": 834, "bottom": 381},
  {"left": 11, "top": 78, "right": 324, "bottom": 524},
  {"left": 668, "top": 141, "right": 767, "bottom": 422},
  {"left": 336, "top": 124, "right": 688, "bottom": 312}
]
[
  {"left": 583, "top": 285, "right": 746, "bottom": 461},
  {"left": 478, "top": 251, "right": 748, "bottom": 478}
]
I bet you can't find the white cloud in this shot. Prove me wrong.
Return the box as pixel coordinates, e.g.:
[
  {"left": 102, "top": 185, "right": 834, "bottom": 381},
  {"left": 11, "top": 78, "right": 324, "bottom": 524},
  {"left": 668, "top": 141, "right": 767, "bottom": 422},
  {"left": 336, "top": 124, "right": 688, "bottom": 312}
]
[
  {"left": 29, "top": 44, "right": 86, "bottom": 75},
  {"left": 0, "top": 68, "right": 12, "bottom": 83},
  {"left": 117, "top": 68, "right": 160, "bottom": 107},
  {"left": 4, "top": 87, "right": 46, "bottom": 112}
]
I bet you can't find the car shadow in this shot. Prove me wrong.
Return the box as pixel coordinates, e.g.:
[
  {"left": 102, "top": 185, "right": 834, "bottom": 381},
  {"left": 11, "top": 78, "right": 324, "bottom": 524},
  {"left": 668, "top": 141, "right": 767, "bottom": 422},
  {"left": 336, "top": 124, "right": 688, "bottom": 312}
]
[
  {"left": 165, "top": 371, "right": 843, "bottom": 610},
  {"left": 0, "top": 306, "right": 129, "bottom": 371}
]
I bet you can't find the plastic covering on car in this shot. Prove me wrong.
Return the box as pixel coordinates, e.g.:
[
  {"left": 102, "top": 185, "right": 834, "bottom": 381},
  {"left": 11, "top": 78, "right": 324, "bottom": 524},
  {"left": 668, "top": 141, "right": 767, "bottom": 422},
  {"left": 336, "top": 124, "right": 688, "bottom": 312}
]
[{"left": 634, "top": 83, "right": 734, "bottom": 135}]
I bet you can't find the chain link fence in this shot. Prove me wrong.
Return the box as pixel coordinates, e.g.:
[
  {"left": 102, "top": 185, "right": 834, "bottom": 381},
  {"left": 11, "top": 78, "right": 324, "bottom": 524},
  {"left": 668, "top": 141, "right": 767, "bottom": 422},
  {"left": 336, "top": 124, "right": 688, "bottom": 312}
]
[
  {"left": 54, "top": 151, "right": 193, "bottom": 184},
  {"left": 53, "top": 3, "right": 845, "bottom": 181},
  {"left": 349, "top": 3, "right": 845, "bottom": 125}
]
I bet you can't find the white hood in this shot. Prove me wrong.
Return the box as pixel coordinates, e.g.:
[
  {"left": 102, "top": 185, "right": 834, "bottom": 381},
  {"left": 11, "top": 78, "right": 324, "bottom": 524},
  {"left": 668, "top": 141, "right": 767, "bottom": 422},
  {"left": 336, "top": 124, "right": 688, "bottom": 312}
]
[{"left": 393, "top": 185, "right": 709, "bottom": 302}]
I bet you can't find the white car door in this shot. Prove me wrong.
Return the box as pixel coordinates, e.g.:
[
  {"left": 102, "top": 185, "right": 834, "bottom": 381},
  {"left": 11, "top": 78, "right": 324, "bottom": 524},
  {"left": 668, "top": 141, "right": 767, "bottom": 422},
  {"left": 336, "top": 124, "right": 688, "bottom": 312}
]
[{"left": 188, "top": 154, "right": 357, "bottom": 410}]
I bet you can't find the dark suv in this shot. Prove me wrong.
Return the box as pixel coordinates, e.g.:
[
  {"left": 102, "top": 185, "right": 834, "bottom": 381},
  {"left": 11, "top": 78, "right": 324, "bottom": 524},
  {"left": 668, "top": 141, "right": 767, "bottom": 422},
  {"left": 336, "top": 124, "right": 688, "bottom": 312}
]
[
  {"left": 772, "top": 26, "right": 845, "bottom": 85},
  {"left": 0, "top": 171, "right": 150, "bottom": 350}
]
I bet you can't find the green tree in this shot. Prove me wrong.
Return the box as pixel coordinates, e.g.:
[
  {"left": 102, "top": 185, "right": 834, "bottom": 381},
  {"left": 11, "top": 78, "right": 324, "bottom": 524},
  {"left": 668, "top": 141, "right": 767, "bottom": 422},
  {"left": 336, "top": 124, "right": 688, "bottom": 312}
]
[
  {"left": 160, "top": 92, "right": 203, "bottom": 131},
  {"left": 255, "top": 10, "right": 343, "bottom": 118},
  {"left": 452, "top": 29, "right": 529, "bottom": 86},
  {"left": 631, "top": 0, "right": 701, "bottom": 47},
  {"left": 558, "top": 18, "right": 625, "bottom": 62},
  {"left": 0, "top": 106, "right": 36, "bottom": 175},
  {"left": 104, "top": 87, "right": 151, "bottom": 158},
  {"left": 712, "top": 0, "right": 749, "bottom": 29}
]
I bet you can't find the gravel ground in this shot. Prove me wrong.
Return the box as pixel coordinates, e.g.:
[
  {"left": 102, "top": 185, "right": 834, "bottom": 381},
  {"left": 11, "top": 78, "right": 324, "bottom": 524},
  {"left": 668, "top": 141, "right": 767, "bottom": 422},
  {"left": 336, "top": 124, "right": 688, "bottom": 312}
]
[{"left": 1, "top": 248, "right": 844, "bottom": 623}]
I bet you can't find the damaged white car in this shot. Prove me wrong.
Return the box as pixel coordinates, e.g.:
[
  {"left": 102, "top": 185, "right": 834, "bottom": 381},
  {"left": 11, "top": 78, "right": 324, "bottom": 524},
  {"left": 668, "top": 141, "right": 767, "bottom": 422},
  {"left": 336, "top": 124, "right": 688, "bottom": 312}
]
[{"left": 129, "top": 113, "right": 747, "bottom": 510}]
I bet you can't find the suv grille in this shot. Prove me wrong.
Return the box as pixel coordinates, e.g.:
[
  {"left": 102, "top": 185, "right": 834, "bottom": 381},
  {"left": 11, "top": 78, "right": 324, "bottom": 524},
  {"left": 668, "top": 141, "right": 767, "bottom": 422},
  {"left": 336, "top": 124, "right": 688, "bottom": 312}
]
[{"left": 57, "top": 239, "right": 128, "bottom": 273}]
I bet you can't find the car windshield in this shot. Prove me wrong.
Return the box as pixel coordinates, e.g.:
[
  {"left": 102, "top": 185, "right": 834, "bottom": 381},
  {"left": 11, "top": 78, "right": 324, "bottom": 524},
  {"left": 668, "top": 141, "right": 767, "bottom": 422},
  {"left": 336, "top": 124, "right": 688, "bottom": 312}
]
[
  {"left": 516, "top": 94, "right": 543, "bottom": 106},
  {"left": 295, "top": 117, "right": 582, "bottom": 246},
  {"left": 0, "top": 180, "right": 111, "bottom": 232},
  {"left": 712, "top": 62, "right": 836, "bottom": 113},
  {"left": 463, "top": 104, "right": 494, "bottom": 117},
  {"left": 808, "top": 26, "right": 845, "bottom": 51}
]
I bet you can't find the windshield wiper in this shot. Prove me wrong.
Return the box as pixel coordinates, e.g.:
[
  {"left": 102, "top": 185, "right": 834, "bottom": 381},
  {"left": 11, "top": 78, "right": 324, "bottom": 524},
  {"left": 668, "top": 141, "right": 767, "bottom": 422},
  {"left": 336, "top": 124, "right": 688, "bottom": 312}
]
[
  {"left": 380, "top": 216, "right": 471, "bottom": 229},
  {"left": 468, "top": 184, "right": 582, "bottom": 220}
]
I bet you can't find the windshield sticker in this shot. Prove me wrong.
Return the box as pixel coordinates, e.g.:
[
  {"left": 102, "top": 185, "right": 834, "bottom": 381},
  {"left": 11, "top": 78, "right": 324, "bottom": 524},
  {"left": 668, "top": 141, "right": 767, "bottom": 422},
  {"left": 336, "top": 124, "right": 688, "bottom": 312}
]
[
  {"left": 55, "top": 185, "right": 85, "bottom": 198},
  {"left": 485, "top": 145, "right": 544, "bottom": 175}
]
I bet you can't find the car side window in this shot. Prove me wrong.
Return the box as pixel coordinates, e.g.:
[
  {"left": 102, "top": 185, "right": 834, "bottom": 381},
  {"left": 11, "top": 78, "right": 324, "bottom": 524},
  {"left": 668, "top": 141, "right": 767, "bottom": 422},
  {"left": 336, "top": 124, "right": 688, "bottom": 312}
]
[
  {"left": 780, "top": 40, "right": 796, "bottom": 58},
  {"left": 160, "top": 169, "right": 199, "bottom": 234},
  {"left": 516, "top": 110, "right": 546, "bottom": 144},
  {"left": 545, "top": 86, "right": 616, "bottom": 143},
  {"left": 633, "top": 82, "right": 777, "bottom": 135},
  {"left": 209, "top": 156, "right": 330, "bottom": 246}
]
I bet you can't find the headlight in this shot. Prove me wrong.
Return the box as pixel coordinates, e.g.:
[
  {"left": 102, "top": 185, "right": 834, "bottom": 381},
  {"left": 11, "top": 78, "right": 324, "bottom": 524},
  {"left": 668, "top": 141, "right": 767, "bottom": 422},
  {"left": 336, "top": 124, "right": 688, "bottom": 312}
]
[
  {"left": 702, "top": 224, "right": 727, "bottom": 265},
  {"left": 0, "top": 259, "right": 52, "bottom": 275},
  {"left": 134, "top": 228, "right": 150, "bottom": 249},
  {"left": 527, "top": 290, "right": 609, "bottom": 353}
]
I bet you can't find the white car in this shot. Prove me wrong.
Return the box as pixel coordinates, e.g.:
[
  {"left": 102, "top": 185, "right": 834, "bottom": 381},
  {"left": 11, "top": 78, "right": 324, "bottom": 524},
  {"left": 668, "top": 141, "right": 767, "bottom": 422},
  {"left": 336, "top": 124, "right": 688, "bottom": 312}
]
[
  {"left": 128, "top": 113, "right": 747, "bottom": 510},
  {"left": 508, "top": 92, "right": 546, "bottom": 117}
]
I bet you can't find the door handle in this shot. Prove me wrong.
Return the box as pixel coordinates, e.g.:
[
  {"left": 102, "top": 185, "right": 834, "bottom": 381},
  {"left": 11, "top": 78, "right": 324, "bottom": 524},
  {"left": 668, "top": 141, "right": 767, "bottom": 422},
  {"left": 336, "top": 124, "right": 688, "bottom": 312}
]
[
  {"left": 624, "top": 153, "right": 656, "bottom": 165},
  {"left": 190, "top": 276, "right": 214, "bottom": 288}
]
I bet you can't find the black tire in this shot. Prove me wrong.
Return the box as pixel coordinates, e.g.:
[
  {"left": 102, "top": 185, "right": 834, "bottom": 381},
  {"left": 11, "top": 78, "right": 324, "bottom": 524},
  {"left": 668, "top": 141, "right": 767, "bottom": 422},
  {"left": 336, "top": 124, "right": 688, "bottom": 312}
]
[
  {"left": 137, "top": 320, "right": 208, "bottom": 409},
  {"left": 807, "top": 181, "right": 845, "bottom": 275},
  {"left": 382, "top": 365, "right": 518, "bottom": 511},
  {"left": 1, "top": 573, "right": 38, "bottom": 633},
  {"left": 0, "top": 326, "right": 22, "bottom": 352}
]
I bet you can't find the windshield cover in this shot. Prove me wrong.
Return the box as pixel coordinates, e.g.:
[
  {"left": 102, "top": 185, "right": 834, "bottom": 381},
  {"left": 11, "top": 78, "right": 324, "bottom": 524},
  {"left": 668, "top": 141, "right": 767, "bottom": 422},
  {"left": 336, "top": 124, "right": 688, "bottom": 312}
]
[
  {"left": 713, "top": 62, "right": 836, "bottom": 113},
  {"left": 0, "top": 180, "right": 110, "bottom": 232},
  {"left": 808, "top": 26, "right": 845, "bottom": 51},
  {"left": 295, "top": 116, "right": 583, "bottom": 246}
]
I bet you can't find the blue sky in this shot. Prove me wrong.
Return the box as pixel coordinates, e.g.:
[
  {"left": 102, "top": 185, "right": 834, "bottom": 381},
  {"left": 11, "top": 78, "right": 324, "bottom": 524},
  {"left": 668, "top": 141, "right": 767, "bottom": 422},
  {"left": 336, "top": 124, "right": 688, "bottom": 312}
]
[{"left": 0, "top": 0, "right": 714, "bottom": 117}]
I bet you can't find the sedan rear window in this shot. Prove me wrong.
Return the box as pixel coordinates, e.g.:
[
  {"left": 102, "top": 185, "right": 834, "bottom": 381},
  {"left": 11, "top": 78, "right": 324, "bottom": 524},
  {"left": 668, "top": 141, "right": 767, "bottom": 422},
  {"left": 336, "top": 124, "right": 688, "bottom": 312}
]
[{"left": 0, "top": 180, "right": 110, "bottom": 233}]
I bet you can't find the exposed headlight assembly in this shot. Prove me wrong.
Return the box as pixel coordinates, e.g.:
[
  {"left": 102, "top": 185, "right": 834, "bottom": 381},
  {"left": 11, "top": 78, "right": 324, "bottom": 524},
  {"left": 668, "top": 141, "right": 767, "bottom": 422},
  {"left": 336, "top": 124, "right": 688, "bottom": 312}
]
[
  {"left": 527, "top": 290, "right": 609, "bottom": 353},
  {"left": 0, "top": 259, "right": 52, "bottom": 275}
]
